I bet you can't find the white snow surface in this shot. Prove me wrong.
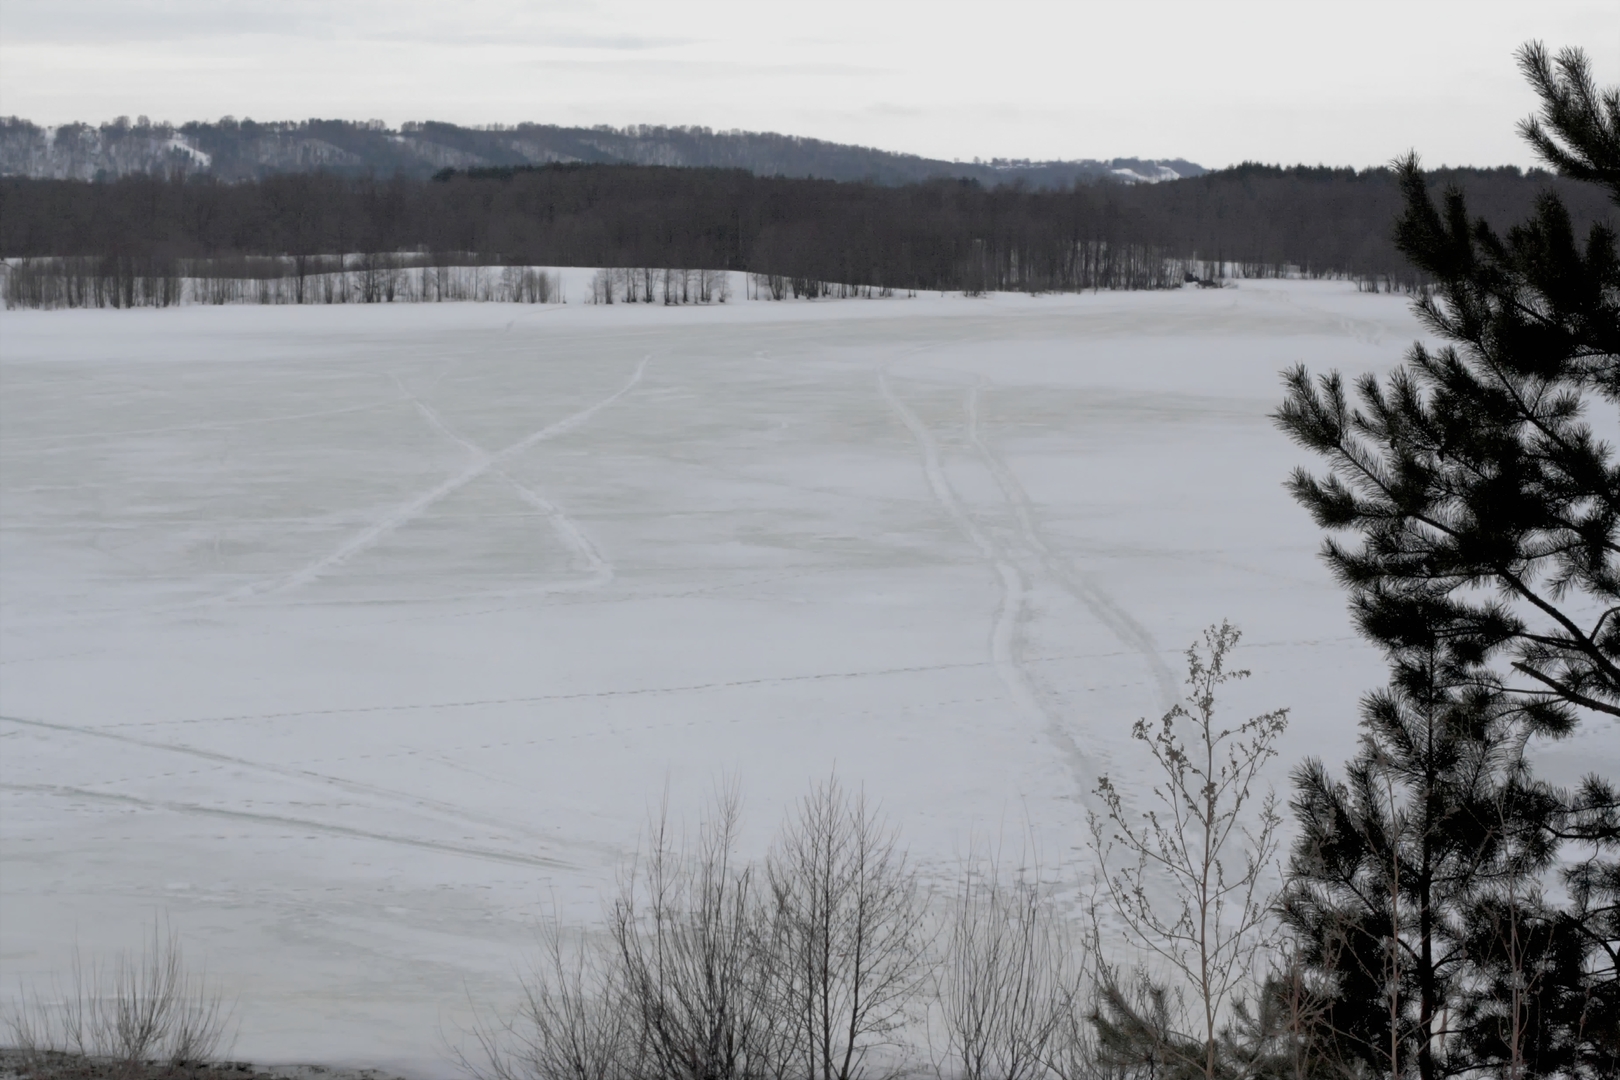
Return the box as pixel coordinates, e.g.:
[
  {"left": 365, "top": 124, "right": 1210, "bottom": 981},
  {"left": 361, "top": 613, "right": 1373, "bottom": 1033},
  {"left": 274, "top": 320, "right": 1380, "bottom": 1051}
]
[{"left": 5, "top": 281, "right": 1613, "bottom": 1074}]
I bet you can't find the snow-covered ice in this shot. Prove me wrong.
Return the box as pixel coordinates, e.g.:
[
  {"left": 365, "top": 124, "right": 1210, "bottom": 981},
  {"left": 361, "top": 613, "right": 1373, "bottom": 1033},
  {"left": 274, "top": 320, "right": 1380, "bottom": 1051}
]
[{"left": 5, "top": 281, "right": 1611, "bottom": 1073}]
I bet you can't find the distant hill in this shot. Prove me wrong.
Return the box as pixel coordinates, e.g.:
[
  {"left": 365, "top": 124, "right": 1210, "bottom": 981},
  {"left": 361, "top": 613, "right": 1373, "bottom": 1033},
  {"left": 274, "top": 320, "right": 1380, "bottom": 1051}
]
[{"left": 0, "top": 115, "right": 1203, "bottom": 188}]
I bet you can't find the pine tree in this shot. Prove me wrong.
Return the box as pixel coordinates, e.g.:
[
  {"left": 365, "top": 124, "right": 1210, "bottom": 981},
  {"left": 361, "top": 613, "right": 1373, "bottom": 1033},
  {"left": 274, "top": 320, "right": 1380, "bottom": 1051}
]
[
  {"left": 1277, "top": 43, "right": 1619, "bottom": 732},
  {"left": 1274, "top": 43, "right": 1619, "bottom": 1079},
  {"left": 1279, "top": 650, "right": 1560, "bottom": 1079}
]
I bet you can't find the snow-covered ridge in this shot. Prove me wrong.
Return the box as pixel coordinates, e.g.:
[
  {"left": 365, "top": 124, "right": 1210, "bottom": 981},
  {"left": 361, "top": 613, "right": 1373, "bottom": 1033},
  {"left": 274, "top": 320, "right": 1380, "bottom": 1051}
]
[
  {"left": 0, "top": 116, "right": 1203, "bottom": 188},
  {"left": 1110, "top": 162, "right": 1188, "bottom": 183},
  {"left": 0, "top": 120, "right": 211, "bottom": 180}
]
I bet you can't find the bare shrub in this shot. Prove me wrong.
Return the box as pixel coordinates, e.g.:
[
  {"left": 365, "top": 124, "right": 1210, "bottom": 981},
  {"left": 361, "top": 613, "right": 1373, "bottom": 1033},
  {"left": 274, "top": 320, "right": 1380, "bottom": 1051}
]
[
  {"left": 5, "top": 916, "right": 233, "bottom": 1075},
  {"left": 932, "top": 854, "right": 1074, "bottom": 1080},
  {"left": 463, "top": 916, "right": 636, "bottom": 1080},
  {"left": 610, "top": 784, "right": 775, "bottom": 1080},
  {"left": 1043, "top": 989, "right": 1107, "bottom": 1080},
  {"left": 478, "top": 776, "right": 938, "bottom": 1080},
  {"left": 764, "top": 776, "right": 928, "bottom": 1080}
]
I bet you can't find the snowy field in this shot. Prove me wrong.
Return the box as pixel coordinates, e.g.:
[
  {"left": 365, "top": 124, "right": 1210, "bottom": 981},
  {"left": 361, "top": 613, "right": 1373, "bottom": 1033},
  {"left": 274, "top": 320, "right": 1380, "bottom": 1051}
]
[{"left": 5, "top": 280, "right": 1610, "bottom": 1074}]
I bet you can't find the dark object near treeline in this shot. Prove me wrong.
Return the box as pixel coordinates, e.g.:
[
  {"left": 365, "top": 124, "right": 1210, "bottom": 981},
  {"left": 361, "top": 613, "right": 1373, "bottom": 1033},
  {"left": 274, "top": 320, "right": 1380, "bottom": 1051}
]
[{"left": 1, "top": 162, "right": 1611, "bottom": 296}]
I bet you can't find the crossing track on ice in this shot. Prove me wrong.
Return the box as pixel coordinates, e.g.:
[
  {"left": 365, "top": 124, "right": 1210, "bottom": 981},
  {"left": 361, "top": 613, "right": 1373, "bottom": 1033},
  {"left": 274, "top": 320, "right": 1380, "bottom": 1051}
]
[
  {"left": 220, "top": 356, "right": 647, "bottom": 602},
  {"left": 403, "top": 382, "right": 615, "bottom": 594}
]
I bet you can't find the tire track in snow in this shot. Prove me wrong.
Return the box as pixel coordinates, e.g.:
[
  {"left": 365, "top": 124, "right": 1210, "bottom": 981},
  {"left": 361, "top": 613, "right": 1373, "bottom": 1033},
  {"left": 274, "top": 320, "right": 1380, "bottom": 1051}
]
[
  {"left": 964, "top": 382, "right": 1180, "bottom": 716},
  {"left": 496, "top": 480, "right": 613, "bottom": 588},
  {"left": 56, "top": 646, "right": 1186, "bottom": 732},
  {"left": 0, "top": 782, "right": 572, "bottom": 870},
  {"left": 406, "top": 393, "right": 612, "bottom": 591},
  {"left": 0, "top": 712, "right": 581, "bottom": 855},
  {"left": 223, "top": 357, "right": 647, "bottom": 601},
  {"left": 879, "top": 371, "right": 1097, "bottom": 797}
]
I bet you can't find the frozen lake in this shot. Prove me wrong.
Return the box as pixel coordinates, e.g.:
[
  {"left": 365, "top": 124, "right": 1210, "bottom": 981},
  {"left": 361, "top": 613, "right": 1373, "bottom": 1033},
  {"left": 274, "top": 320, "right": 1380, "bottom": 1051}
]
[{"left": 8, "top": 280, "right": 1601, "bottom": 1073}]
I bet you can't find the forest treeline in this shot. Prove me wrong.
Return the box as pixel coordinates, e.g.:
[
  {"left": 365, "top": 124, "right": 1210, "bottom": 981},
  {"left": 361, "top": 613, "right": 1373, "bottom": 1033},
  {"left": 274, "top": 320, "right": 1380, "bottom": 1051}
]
[{"left": 2, "top": 160, "right": 1611, "bottom": 302}]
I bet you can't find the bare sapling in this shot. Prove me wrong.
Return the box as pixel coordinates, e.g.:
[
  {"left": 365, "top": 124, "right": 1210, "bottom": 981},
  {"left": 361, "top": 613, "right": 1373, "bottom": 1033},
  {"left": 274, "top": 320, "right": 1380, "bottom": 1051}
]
[
  {"left": 4, "top": 915, "right": 233, "bottom": 1075},
  {"left": 463, "top": 913, "right": 636, "bottom": 1080},
  {"left": 932, "top": 850, "right": 1075, "bottom": 1080},
  {"left": 1087, "top": 621, "right": 1289, "bottom": 1080},
  {"left": 610, "top": 782, "right": 774, "bottom": 1080},
  {"left": 1042, "top": 981, "right": 1102, "bottom": 1080},
  {"left": 765, "top": 775, "right": 929, "bottom": 1080}
]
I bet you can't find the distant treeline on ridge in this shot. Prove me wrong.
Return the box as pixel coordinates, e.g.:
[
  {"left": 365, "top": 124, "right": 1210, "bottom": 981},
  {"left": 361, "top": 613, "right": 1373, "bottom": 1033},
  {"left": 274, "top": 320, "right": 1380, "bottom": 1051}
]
[
  {"left": 1, "top": 162, "right": 1611, "bottom": 304},
  {"left": 0, "top": 114, "right": 1203, "bottom": 188}
]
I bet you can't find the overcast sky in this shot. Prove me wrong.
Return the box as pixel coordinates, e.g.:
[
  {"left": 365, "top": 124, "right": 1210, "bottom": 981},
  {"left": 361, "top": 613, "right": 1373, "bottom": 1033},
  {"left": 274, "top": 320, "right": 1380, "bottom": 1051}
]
[{"left": 1, "top": 0, "right": 1614, "bottom": 169}]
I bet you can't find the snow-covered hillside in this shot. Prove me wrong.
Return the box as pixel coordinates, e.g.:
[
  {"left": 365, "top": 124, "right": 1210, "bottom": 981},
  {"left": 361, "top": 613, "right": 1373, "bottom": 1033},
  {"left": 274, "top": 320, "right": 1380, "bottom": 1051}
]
[{"left": 0, "top": 116, "right": 1202, "bottom": 187}]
